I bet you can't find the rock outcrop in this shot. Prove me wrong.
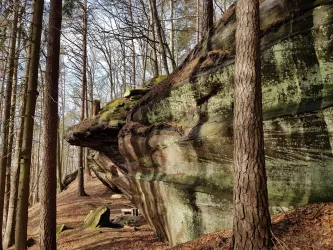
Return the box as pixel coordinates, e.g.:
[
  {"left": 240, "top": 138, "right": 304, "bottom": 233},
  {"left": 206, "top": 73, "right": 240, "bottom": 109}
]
[{"left": 65, "top": 0, "right": 333, "bottom": 246}]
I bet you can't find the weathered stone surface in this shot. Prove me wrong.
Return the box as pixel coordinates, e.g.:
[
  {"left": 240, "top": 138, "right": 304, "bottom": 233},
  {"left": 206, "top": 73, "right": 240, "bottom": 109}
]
[
  {"left": 83, "top": 207, "right": 111, "bottom": 228},
  {"left": 56, "top": 224, "right": 70, "bottom": 237},
  {"left": 65, "top": 0, "right": 333, "bottom": 246},
  {"left": 62, "top": 170, "right": 78, "bottom": 189}
]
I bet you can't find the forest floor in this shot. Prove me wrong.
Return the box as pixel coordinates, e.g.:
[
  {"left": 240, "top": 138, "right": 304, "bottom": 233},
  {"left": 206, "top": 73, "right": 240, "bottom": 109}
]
[
  {"left": 25, "top": 175, "right": 333, "bottom": 250},
  {"left": 26, "top": 176, "right": 168, "bottom": 250}
]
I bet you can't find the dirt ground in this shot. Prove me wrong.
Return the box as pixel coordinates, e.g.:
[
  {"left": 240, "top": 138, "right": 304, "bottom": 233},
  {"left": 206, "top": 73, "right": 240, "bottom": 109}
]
[
  {"left": 26, "top": 176, "right": 333, "bottom": 250},
  {"left": 26, "top": 176, "right": 168, "bottom": 250}
]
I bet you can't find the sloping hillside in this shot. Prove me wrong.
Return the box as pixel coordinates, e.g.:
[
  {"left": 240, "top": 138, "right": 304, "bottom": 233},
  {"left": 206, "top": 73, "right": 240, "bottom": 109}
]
[
  {"left": 24, "top": 176, "right": 168, "bottom": 250},
  {"left": 22, "top": 175, "right": 333, "bottom": 249}
]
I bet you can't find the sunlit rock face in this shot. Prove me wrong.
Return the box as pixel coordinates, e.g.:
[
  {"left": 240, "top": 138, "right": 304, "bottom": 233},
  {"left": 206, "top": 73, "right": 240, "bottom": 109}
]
[{"left": 65, "top": 0, "right": 333, "bottom": 246}]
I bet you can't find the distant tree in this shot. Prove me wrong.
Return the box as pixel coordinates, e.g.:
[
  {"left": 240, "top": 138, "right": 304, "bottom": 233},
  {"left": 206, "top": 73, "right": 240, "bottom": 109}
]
[
  {"left": 201, "top": 0, "right": 213, "bottom": 39},
  {"left": 232, "top": 0, "right": 272, "bottom": 249},
  {"left": 39, "top": 0, "right": 63, "bottom": 248}
]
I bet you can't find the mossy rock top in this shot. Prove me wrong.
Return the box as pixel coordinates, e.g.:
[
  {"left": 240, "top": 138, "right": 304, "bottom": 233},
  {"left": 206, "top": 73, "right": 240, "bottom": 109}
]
[
  {"left": 144, "top": 75, "right": 167, "bottom": 88},
  {"left": 99, "top": 97, "right": 139, "bottom": 123},
  {"left": 83, "top": 206, "right": 111, "bottom": 228},
  {"left": 123, "top": 88, "right": 150, "bottom": 98}
]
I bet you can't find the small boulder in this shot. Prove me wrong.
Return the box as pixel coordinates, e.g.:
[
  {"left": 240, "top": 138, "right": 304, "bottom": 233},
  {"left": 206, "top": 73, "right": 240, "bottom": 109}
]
[
  {"left": 111, "top": 194, "right": 123, "bottom": 199},
  {"left": 56, "top": 224, "right": 71, "bottom": 237},
  {"left": 83, "top": 206, "right": 111, "bottom": 228},
  {"left": 112, "top": 215, "right": 146, "bottom": 227}
]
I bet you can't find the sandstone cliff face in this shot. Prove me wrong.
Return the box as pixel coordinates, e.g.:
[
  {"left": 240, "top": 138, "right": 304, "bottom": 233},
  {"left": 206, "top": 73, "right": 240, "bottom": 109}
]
[{"left": 65, "top": 0, "right": 333, "bottom": 246}]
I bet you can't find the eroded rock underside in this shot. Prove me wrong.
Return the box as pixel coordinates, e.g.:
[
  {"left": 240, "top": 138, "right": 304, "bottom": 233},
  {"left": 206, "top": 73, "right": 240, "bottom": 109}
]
[{"left": 65, "top": 0, "right": 333, "bottom": 246}]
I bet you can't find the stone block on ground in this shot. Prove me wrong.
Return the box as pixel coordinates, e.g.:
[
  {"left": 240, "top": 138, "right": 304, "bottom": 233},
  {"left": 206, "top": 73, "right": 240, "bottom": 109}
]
[{"left": 83, "top": 206, "right": 111, "bottom": 228}]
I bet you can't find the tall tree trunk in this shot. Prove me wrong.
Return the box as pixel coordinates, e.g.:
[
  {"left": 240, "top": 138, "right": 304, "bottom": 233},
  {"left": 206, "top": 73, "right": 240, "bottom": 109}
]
[
  {"left": 196, "top": 0, "right": 200, "bottom": 43},
  {"left": 3, "top": 38, "right": 19, "bottom": 235},
  {"left": 149, "top": 15, "right": 159, "bottom": 77},
  {"left": 3, "top": 4, "right": 25, "bottom": 230},
  {"left": 142, "top": 41, "right": 148, "bottom": 85},
  {"left": 0, "top": 0, "right": 19, "bottom": 245},
  {"left": 78, "top": 0, "right": 88, "bottom": 197},
  {"left": 129, "top": 0, "right": 136, "bottom": 89},
  {"left": 232, "top": 0, "right": 272, "bottom": 249},
  {"left": 201, "top": 0, "right": 214, "bottom": 39},
  {"left": 15, "top": 0, "right": 44, "bottom": 248},
  {"left": 150, "top": 0, "right": 169, "bottom": 75},
  {"left": 3, "top": 44, "right": 31, "bottom": 249},
  {"left": 57, "top": 117, "right": 64, "bottom": 192},
  {"left": 122, "top": 51, "right": 127, "bottom": 93},
  {"left": 40, "top": 0, "right": 62, "bottom": 248},
  {"left": 169, "top": 0, "right": 174, "bottom": 60},
  {"left": 0, "top": 59, "right": 7, "bottom": 135}
]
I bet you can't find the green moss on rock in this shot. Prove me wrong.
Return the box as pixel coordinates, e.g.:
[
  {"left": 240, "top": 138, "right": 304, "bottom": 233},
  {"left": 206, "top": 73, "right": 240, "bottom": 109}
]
[
  {"left": 100, "top": 111, "right": 126, "bottom": 122},
  {"left": 56, "top": 224, "right": 70, "bottom": 237},
  {"left": 144, "top": 75, "right": 167, "bottom": 88},
  {"left": 83, "top": 206, "right": 111, "bottom": 228},
  {"left": 100, "top": 99, "right": 126, "bottom": 115},
  {"left": 123, "top": 88, "right": 150, "bottom": 98}
]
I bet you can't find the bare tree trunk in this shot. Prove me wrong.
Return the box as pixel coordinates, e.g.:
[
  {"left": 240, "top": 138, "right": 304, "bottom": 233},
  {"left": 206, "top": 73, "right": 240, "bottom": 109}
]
[
  {"left": 150, "top": 0, "right": 169, "bottom": 75},
  {"left": 3, "top": 38, "right": 20, "bottom": 235},
  {"left": 78, "top": 0, "right": 88, "bottom": 197},
  {"left": 196, "top": 0, "right": 200, "bottom": 43},
  {"left": 0, "top": 0, "right": 19, "bottom": 245},
  {"left": 29, "top": 68, "right": 44, "bottom": 206},
  {"left": 39, "top": 0, "right": 62, "bottom": 248},
  {"left": 15, "top": 0, "right": 44, "bottom": 248},
  {"left": 142, "top": 42, "right": 148, "bottom": 85},
  {"left": 129, "top": 0, "right": 136, "bottom": 89},
  {"left": 149, "top": 15, "right": 159, "bottom": 77},
  {"left": 0, "top": 60, "right": 7, "bottom": 135},
  {"left": 61, "top": 57, "right": 66, "bottom": 177},
  {"left": 232, "top": 0, "right": 272, "bottom": 249},
  {"left": 57, "top": 117, "right": 64, "bottom": 192},
  {"left": 201, "top": 0, "right": 214, "bottom": 39},
  {"left": 3, "top": 42, "right": 30, "bottom": 249},
  {"left": 122, "top": 52, "right": 127, "bottom": 93},
  {"left": 169, "top": 0, "right": 174, "bottom": 60}
]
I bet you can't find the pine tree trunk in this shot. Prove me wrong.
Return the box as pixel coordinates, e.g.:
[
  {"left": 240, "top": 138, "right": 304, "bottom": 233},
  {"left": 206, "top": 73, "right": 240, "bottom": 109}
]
[
  {"left": 232, "top": 0, "right": 272, "bottom": 249},
  {"left": 39, "top": 0, "right": 62, "bottom": 248},
  {"left": 201, "top": 0, "right": 214, "bottom": 39},
  {"left": 78, "top": 0, "right": 88, "bottom": 197},
  {"left": 3, "top": 37, "right": 20, "bottom": 236},
  {"left": 0, "top": 0, "right": 19, "bottom": 246},
  {"left": 2, "top": 42, "right": 30, "bottom": 248},
  {"left": 15, "top": 0, "right": 44, "bottom": 248}
]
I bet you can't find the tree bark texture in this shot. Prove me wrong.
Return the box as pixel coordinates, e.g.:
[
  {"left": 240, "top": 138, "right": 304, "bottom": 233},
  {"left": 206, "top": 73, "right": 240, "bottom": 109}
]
[
  {"left": 201, "top": 0, "right": 214, "bottom": 39},
  {"left": 129, "top": 0, "right": 136, "bottom": 89},
  {"left": 40, "top": 0, "right": 62, "bottom": 248},
  {"left": 15, "top": 0, "right": 44, "bottom": 248},
  {"left": 150, "top": 0, "right": 169, "bottom": 75},
  {"left": 232, "top": 0, "right": 272, "bottom": 249},
  {"left": 78, "top": 0, "right": 88, "bottom": 197},
  {"left": 3, "top": 42, "right": 30, "bottom": 249},
  {"left": 0, "top": 1, "right": 19, "bottom": 247}
]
